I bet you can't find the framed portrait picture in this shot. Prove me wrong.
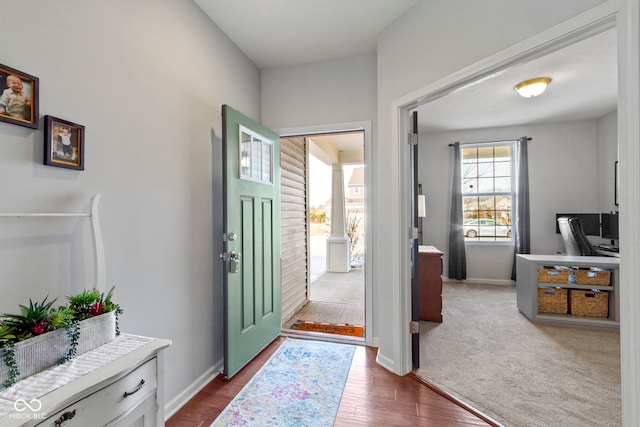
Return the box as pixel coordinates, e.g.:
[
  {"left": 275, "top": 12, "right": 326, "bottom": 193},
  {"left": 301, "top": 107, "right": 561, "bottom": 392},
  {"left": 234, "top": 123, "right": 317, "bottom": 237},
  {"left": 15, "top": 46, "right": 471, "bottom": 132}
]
[
  {"left": 44, "top": 116, "right": 85, "bottom": 170},
  {"left": 0, "top": 63, "right": 39, "bottom": 129}
]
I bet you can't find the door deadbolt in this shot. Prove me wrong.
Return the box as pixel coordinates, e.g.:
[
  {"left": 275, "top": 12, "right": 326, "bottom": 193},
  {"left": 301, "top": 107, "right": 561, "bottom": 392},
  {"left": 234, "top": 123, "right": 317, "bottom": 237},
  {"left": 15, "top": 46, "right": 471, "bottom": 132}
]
[{"left": 220, "top": 251, "right": 241, "bottom": 273}]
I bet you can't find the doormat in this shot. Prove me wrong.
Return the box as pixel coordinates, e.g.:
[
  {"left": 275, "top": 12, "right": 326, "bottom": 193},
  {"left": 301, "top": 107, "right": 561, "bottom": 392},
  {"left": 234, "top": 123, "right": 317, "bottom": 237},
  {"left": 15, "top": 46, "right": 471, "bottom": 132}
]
[
  {"left": 290, "top": 320, "right": 364, "bottom": 338},
  {"left": 211, "top": 338, "right": 356, "bottom": 427}
]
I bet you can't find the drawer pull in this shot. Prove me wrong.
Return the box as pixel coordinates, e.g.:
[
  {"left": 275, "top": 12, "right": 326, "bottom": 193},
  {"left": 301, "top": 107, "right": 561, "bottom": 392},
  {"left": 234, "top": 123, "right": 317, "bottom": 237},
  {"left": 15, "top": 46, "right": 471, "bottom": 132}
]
[
  {"left": 54, "top": 409, "right": 76, "bottom": 426},
  {"left": 123, "top": 379, "right": 146, "bottom": 398}
]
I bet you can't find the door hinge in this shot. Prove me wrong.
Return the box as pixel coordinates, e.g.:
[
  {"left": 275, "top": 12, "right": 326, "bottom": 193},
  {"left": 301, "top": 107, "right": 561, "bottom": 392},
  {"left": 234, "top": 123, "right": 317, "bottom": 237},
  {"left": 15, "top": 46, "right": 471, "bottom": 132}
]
[
  {"left": 409, "top": 227, "right": 419, "bottom": 239},
  {"left": 410, "top": 321, "right": 420, "bottom": 334},
  {"left": 408, "top": 132, "right": 418, "bottom": 146}
]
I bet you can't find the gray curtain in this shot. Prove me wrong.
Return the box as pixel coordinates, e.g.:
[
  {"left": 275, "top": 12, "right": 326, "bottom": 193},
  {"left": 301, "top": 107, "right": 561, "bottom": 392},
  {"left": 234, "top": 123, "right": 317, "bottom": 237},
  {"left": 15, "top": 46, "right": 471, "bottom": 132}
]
[
  {"left": 448, "top": 142, "right": 466, "bottom": 280},
  {"left": 511, "top": 137, "right": 531, "bottom": 280}
]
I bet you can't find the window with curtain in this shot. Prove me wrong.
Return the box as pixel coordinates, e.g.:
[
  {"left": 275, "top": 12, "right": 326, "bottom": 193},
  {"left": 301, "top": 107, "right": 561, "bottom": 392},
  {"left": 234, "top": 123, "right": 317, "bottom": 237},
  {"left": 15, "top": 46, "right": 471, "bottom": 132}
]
[{"left": 461, "top": 144, "right": 513, "bottom": 241}]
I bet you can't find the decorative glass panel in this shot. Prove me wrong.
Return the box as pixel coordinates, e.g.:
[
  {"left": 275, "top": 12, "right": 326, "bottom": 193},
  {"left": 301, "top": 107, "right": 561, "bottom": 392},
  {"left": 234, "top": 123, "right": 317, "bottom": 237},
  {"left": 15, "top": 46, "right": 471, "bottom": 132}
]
[{"left": 239, "top": 126, "right": 273, "bottom": 184}]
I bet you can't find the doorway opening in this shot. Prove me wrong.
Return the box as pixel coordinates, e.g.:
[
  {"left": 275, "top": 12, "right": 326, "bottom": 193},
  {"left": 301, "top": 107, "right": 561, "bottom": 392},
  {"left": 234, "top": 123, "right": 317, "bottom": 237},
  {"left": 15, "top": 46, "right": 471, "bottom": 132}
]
[{"left": 280, "top": 130, "right": 366, "bottom": 341}]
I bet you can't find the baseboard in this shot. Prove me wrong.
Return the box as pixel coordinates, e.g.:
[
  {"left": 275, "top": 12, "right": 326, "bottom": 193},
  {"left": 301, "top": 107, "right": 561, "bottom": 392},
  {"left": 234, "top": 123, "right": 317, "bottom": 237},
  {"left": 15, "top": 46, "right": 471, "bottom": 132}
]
[
  {"left": 443, "top": 277, "right": 514, "bottom": 286},
  {"left": 164, "top": 359, "right": 223, "bottom": 420},
  {"left": 375, "top": 349, "right": 398, "bottom": 374},
  {"left": 371, "top": 336, "right": 380, "bottom": 347}
]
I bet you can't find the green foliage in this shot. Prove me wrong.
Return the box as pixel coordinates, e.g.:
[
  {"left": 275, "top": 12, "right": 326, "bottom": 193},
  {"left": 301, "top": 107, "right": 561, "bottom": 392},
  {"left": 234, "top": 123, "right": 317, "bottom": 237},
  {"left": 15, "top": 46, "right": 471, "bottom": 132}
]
[
  {"left": 116, "top": 304, "right": 124, "bottom": 336},
  {"left": 2, "top": 296, "right": 57, "bottom": 337},
  {"left": 46, "top": 307, "right": 75, "bottom": 331},
  {"left": 67, "top": 290, "right": 100, "bottom": 320},
  {"left": 1, "top": 342, "right": 18, "bottom": 388},
  {"left": 0, "top": 324, "right": 17, "bottom": 344},
  {"left": 102, "top": 287, "right": 117, "bottom": 312},
  {"left": 67, "top": 287, "right": 121, "bottom": 320},
  {"left": 1, "top": 288, "right": 122, "bottom": 387},
  {"left": 58, "top": 320, "right": 80, "bottom": 364}
]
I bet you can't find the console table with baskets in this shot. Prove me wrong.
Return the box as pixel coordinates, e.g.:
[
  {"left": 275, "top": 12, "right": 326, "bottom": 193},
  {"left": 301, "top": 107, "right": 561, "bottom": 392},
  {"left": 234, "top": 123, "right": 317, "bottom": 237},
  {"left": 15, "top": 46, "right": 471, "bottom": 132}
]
[{"left": 515, "top": 254, "right": 620, "bottom": 330}]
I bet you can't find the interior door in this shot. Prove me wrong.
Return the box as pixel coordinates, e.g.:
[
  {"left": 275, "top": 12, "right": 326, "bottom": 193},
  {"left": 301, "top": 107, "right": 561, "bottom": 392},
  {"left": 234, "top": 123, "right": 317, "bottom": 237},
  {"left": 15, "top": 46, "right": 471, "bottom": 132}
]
[
  {"left": 221, "top": 105, "right": 281, "bottom": 378},
  {"left": 410, "top": 110, "right": 420, "bottom": 369}
]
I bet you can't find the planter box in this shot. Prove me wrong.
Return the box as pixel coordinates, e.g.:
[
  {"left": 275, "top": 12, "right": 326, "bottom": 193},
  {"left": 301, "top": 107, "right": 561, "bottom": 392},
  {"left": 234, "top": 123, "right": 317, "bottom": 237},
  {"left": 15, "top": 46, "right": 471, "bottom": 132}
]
[{"left": 0, "top": 311, "right": 116, "bottom": 387}]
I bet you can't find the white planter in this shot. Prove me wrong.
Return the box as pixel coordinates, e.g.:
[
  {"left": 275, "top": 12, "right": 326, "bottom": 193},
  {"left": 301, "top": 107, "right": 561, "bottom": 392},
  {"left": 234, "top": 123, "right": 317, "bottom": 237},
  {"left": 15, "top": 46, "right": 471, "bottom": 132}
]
[{"left": 0, "top": 311, "right": 116, "bottom": 387}]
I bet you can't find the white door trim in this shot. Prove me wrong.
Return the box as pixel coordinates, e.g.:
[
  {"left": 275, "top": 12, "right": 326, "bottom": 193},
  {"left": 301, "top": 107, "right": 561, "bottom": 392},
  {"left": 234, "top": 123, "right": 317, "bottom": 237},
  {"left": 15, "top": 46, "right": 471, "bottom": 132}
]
[
  {"left": 618, "top": 0, "right": 640, "bottom": 424},
  {"left": 277, "top": 121, "right": 374, "bottom": 346},
  {"left": 389, "top": 3, "right": 639, "bottom": 425}
]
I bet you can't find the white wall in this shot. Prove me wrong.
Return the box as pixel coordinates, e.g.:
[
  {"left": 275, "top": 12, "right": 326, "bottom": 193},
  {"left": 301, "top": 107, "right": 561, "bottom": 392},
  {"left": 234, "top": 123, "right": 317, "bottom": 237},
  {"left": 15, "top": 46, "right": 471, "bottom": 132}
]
[
  {"left": 597, "top": 110, "right": 619, "bottom": 211},
  {"left": 261, "top": 53, "right": 377, "bottom": 129},
  {"left": 420, "top": 118, "right": 617, "bottom": 282},
  {"left": 0, "top": 0, "right": 261, "bottom": 407}
]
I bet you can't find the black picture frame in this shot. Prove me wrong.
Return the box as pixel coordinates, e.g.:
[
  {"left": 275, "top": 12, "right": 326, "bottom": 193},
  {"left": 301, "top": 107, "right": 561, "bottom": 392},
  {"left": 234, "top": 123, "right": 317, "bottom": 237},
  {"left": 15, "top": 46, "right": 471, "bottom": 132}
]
[
  {"left": 44, "top": 116, "right": 85, "bottom": 170},
  {"left": 0, "top": 63, "right": 39, "bottom": 129},
  {"left": 614, "top": 160, "right": 619, "bottom": 206}
]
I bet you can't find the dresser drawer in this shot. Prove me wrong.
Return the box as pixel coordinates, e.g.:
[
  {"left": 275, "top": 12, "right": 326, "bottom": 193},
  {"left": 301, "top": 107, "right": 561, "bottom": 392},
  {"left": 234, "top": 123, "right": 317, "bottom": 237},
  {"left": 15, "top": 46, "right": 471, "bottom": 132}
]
[{"left": 38, "top": 358, "right": 157, "bottom": 427}]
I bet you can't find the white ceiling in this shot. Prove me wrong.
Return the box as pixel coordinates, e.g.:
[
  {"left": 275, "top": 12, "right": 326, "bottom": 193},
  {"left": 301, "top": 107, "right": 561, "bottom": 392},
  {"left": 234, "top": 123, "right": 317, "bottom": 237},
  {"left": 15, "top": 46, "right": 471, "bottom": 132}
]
[
  {"left": 417, "top": 28, "right": 618, "bottom": 132},
  {"left": 193, "top": 0, "right": 419, "bottom": 69},
  {"left": 194, "top": 1, "right": 618, "bottom": 132}
]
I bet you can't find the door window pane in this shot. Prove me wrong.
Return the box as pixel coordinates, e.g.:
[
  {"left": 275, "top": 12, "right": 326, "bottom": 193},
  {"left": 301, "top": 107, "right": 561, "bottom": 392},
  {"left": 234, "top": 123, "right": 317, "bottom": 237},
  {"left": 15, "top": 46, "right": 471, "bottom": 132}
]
[
  {"left": 262, "top": 143, "right": 272, "bottom": 182},
  {"left": 239, "top": 126, "right": 273, "bottom": 185},
  {"left": 241, "top": 132, "right": 251, "bottom": 179},
  {"left": 252, "top": 139, "right": 261, "bottom": 179}
]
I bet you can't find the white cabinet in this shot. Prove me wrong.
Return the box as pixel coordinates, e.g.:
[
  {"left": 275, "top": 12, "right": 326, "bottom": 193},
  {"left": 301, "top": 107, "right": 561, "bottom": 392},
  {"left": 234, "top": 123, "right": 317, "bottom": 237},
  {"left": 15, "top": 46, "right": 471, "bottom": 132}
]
[
  {"left": 0, "top": 335, "right": 170, "bottom": 427},
  {"left": 516, "top": 254, "right": 620, "bottom": 330}
]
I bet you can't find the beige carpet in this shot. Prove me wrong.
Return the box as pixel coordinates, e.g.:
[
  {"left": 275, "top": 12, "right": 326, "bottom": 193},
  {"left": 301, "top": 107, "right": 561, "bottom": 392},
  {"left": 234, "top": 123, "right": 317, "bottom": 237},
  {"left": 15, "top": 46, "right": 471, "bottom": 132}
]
[{"left": 418, "top": 282, "right": 621, "bottom": 427}]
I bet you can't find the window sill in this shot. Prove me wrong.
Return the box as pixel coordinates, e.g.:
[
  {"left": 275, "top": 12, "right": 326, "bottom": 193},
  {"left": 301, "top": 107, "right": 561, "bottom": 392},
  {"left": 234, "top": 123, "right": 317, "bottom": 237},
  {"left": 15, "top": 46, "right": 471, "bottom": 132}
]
[{"left": 464, "top": 240, "right": 514, "bottom": 246}]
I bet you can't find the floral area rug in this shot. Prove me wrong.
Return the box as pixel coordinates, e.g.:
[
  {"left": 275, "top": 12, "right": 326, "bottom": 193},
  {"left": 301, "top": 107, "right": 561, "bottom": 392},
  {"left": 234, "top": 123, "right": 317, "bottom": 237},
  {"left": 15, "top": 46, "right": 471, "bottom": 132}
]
[{"left": 211, "top": 338, "right": 356, "bottom": 427}]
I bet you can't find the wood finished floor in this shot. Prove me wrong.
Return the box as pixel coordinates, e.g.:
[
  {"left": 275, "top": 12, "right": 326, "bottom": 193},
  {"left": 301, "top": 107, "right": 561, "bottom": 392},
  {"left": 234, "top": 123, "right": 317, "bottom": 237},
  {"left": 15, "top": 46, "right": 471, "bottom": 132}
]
[{"left": 166, "top": 336, "right": 495, "bottom": 427}]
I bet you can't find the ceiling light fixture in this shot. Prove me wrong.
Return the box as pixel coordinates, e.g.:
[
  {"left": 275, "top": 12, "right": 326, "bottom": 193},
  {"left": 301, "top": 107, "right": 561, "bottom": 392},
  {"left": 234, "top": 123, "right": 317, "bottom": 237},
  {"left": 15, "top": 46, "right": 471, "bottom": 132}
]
[{"left": 515, "top": 77, "right": 552, "bottom": 98}]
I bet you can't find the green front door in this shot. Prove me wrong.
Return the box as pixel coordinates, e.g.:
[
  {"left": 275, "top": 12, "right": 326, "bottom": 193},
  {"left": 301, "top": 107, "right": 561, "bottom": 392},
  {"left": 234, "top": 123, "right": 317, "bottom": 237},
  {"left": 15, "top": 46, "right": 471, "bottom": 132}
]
[{"left": 222, "top": 105, "right": 281, "bottom": 378}]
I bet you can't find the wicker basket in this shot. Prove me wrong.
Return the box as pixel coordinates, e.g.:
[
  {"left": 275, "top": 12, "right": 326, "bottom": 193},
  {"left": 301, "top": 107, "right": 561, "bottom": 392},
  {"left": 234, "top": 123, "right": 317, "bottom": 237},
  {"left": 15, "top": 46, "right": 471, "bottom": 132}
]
[
  {"left": 0, "top": 311, "right": 116, "bottom": 387},
  {"left": 570, "top": 290, "right": 609, "bottom": 318},
  {"left": 537, "top": 268, "right": 570, "bottom": 284},
  {"left": 574, "top": 269, "right": 611, "bottom": 286},
  {"left": 538, "top": 287, "right": 568, "bottom": 314}
]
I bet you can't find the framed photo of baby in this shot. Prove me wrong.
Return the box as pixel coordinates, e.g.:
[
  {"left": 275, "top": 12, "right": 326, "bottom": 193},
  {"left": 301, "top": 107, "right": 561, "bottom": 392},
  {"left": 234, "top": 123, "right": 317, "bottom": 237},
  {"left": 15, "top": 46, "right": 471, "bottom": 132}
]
[
  {"left": 44, "top": 116, "right": 85, "bottom": 170},
  {"left": 0, "top": 63, "right": 39, "bottom": 129}
]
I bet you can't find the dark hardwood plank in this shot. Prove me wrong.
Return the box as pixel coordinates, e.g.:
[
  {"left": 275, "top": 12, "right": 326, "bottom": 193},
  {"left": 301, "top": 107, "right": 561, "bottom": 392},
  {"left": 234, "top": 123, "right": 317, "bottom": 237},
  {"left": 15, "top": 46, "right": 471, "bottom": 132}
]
[{"left": 166, "top": 337, "right": 496, "bottom": 427}]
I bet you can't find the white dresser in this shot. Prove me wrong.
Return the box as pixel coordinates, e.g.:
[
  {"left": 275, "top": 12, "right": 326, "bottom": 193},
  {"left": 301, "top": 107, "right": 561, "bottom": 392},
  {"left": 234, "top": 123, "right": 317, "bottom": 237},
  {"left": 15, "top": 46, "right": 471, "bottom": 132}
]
[{"left": 0, "top": 335, "right": 171, "bottom": 427}]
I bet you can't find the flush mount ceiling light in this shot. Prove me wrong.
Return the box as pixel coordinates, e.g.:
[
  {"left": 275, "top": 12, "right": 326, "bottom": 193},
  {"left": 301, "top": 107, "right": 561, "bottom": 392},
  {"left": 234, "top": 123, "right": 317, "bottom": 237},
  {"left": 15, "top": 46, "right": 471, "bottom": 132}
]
[{"left": 515, "top": 77, "right": 552, "bottom": 98}]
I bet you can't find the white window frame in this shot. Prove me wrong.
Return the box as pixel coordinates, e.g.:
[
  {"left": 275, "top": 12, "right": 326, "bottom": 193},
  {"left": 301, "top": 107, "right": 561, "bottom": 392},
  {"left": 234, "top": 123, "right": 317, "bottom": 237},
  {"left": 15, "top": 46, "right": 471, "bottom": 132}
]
[
  {"left": 239, "top": 125, "right": 274, "bottom": 185},
  {"left": 461, "top": 142, "right": 514, "bottom": 244}
]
